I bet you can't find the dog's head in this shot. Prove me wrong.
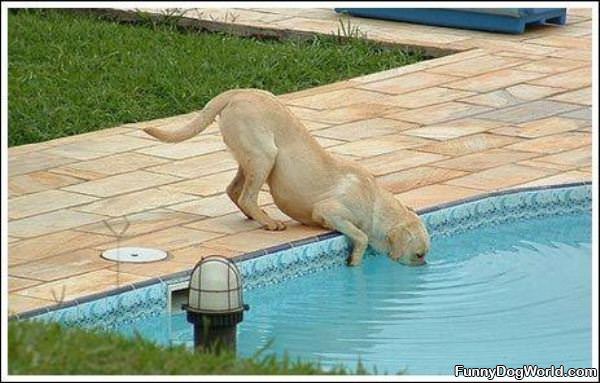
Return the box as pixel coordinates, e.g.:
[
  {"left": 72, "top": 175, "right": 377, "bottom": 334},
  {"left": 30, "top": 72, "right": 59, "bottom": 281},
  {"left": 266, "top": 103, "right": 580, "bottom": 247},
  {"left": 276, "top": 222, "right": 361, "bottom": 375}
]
[{"left": 386, "top": 208, "right": 430, "bottom": 266}]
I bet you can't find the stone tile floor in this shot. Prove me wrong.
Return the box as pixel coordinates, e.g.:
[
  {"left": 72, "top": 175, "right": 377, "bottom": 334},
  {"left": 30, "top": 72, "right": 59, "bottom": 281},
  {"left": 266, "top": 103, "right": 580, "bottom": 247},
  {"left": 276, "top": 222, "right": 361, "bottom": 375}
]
[{"left": 7, "top": 8, "right": 593, "bottom": 315}]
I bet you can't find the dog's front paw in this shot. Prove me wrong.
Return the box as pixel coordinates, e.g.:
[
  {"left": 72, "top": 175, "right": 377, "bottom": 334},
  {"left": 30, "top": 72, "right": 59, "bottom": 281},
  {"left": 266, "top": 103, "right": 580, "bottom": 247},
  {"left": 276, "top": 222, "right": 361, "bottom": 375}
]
[
  {"left": 346, "top": 255, "right": 362, "bottom": 267},
  {"left": 263, "top": 220, "right": 286, "bottom": 231}
]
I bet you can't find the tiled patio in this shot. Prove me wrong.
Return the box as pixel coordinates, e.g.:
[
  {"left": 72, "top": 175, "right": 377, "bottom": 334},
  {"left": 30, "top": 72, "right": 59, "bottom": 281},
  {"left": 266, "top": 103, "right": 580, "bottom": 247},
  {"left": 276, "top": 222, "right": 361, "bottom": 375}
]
[{"left": 7, "top": 8, "right": 593, "bottom": 315}]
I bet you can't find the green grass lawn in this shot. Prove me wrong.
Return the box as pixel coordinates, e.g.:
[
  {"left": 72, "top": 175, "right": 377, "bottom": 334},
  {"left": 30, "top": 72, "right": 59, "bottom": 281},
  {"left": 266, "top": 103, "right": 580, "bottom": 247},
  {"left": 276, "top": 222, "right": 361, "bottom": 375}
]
[
  {"left": 8, "top": 9, "right": 424, "bottom": 147},
  {"left": 9, "top": 320, "right": 359, "bottom": 375}
]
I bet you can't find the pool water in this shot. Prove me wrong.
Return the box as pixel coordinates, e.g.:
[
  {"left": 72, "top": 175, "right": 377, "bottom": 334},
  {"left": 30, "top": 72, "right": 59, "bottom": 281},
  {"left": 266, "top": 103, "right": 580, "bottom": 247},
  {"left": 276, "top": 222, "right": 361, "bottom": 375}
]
[{"left": 117, "top": 211, "right": 592, "bottom": 375}]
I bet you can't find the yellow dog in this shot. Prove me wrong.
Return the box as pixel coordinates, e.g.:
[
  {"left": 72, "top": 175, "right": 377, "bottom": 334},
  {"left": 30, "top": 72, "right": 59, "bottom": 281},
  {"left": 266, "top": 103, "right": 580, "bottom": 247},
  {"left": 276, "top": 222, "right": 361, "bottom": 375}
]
[{"left": 145, "top": 89, "right": 429, "bottom": 266}]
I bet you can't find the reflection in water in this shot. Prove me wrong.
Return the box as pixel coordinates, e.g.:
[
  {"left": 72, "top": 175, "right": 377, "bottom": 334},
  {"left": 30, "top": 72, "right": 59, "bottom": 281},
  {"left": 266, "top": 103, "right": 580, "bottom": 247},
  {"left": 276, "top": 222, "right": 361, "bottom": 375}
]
[{"left": 117, "top": 212, "right": 592, "bottom": 375}]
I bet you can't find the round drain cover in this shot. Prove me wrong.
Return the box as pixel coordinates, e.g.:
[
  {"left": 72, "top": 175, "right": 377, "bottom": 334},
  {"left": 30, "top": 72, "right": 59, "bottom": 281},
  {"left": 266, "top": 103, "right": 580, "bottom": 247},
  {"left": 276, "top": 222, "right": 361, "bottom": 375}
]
[{"left": 102, "top": 247, "right": 167, "bottom": 263}]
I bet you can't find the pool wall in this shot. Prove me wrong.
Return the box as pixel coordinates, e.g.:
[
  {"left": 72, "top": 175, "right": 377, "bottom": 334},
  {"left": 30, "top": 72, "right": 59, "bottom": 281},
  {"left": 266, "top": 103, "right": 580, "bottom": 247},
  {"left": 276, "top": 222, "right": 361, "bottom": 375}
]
[{"left": 12, "top": 182, "right": 592, "bottom": 331}]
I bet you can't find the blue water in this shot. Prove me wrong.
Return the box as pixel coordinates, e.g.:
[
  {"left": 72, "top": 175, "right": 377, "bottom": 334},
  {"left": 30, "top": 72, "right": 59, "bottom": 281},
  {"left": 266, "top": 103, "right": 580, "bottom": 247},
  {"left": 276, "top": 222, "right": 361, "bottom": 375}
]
[{"left": 117, "top": 212, "right": 592, "bottom": 375}]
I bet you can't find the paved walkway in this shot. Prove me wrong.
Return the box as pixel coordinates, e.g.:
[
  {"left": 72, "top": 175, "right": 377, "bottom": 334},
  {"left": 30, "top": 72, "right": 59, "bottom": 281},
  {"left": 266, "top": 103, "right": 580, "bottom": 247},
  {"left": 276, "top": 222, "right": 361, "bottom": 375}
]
[{"left": 7, "top": 8, "right": 593, "bottom": 315}]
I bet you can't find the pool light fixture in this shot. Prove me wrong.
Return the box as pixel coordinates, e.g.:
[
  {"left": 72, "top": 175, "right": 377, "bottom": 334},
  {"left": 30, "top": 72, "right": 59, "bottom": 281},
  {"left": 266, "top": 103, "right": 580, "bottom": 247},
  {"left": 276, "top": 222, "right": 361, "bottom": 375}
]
[{"left": 182, "top": 255, "right": 249, "bottom": 352}]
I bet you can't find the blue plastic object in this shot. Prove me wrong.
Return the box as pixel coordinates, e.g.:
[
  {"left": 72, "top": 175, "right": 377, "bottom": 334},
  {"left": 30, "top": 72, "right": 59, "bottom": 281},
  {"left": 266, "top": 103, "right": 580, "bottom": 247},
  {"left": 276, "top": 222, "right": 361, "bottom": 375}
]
[{"left": 334, "top": 8, "right": 567, "bottom": 34}]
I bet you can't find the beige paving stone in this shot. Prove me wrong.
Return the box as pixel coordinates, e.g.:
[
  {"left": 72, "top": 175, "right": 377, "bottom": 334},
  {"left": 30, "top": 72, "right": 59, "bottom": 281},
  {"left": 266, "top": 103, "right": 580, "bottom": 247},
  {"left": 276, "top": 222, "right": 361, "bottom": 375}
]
[
  {"left": 170, "top": 244, "right": 242, "bottom": 265},
  {"left": 445, "top": 164, "right": 558, "bottom": 191},
  {"left": 17, "top": 269, "right": 148, "bottom": 302},
  {"left": 313, "top": 118, "right": 416, "bottom": 141},
  {"left": 50, "top": 152, "right": 169, "bottom": 181},
  {"left": 348, "top": 49, "right": 488, "bottom": 85},
  {"left": 426, "top": 54, "right": 526, "bottom": 76},
  {"left": 517, "top": 170, "right": 591, "bottom": 188},
  {"left": 189, "top": 7, "right": 295, "bottom": 24},
  {"left": 377, "top": 166, "right": 468, "bottom": 194},
  {"left": 280, "top": 80, "right": 354, "bottom": 101},
  {"left": 490, "top": 116, "right": 588, "bottom": 138},
  {"left": 529, "top": 66, "right": 591, "bottom": 89},
  {"left": 8, "top": 142, "right": 52, "bottom": 156},
  {"left": 146, "top": 150, "right": 238, "bottom": 179},
  {"left": 297, "top": 104, "right": 401, "bottom": 125},
  {"left": 567, "top": 8, "right": 592, "bottom": 18},
  {"left": 505, "top": 132, "right": 591, "bottom": 154},
  {"left": 477, "top": 100, "right": 580, "bottom": 124},
  {"left": 42, "top": 126, "right": 133, "bottom": 146},
  {"left": 460, "top": 85, "right": 565, "bottom": 109},
  {"left": 202, "top": 223, "right": 327, "bottom": 253},
  {"left": 42, "top": 135, "right": 156, "bottom": 161},
  {"left": 381, "top": 87, "right": 476, "bottom": 109},
  {"left": 62, "top": 170, "right": 181, "bottom": 198},
  {"left": 517, "top": 159, "right": 575, "bottom": 172},
  {"left": 401, "top": 118, "right": 505, "bottom": 140},
  {"left": 167, "top": 192, "right": 272, "bottom": 217},
  {"left": 515, "top": 57, "right": 587, "bottom": 73},
  {"left": 358, "top": 150, "right": 448, "bottom": 176},
  {"left": 445, "top": 69, "right": 545, "bottom": 92},
  {"left": 9, "top": 171, "right": 83, "bottom": 197},
  {"left": 549, "top": 87, "right": 592, "bottom": 105},
  {"left": 9, "top": 190, "right": 98, "bottom": 220},
  {"left": 433, "top": 148, "right": 538, "bottom": 172},
  {"left": 9, "top": 249, "right": 113, "bottom": 282},
  {"left": 450, "top": 38, "right": 558, "bottom": 56},
  {"left": 525, "top": 35, "right": 591, "bottom": 50},
  {"left": 9, "top": 230, "right": 113, "bottom": 266},
  {"left": 136, "top": 135, "right": 226, "bottom": 159},
  {"left": 491, "top": 51, "right": 546, "bottom": 60},
  {"left": 94, "top": 226, "right": 224, "bottom": 252},
  {"left": 251, "top": 8, "right": 338, "bottom": 20},
  {"left": 560, "top": 107, "right": 592, "bottom": 122},
  {"left": 8, "top": 294, "right": 55, "bottom": 315},
  {"left": 184, "top": 211, "right": 262, "bottom": 234},
  {"left": 74, "top": 188, "right": 196, "bottom": 217},
  {"left": 286, "top": 88, "right": 388, "bottom": 110},
  {"left": 416, "top": 133, "right": 521, "bottom": 156},
  {"left": 328, "top": 135, "right": 430, "bottom": 157},
  {"left": 505, "top": 84, "right": 567, "bottom": 101},
  {"left": 9, "top": 151, "right": 78, "bottom": 177},
  {"left": 8, "top": 276, "right": 43, "bottom": 292},
  {"left": 533, "top": 146, "right": 592, "bottom": 168},
  {"left": 76, "top": 209, "right": 203, "bottom": 237},
  {"left": 160, "top": 170, "right": 236, "bottom": 196},
  {"left": 8, "top": 209, "right": 108, "bottom": 238},
  {"left": 548, "top": 48, "right": 591, "bottom": 61},
  {"left": 385, "top": 102, "right": 491, "bottom": 125},
  {"left": 357, "top": 71, "right": 459, "bottom": 95},
  {"left": 108, "top": 261, "right": 192, "bottom": 278},
  {"left": 395, "top": 184, "right": 482, "bottom": 210},
  {"left": 459, "top": 89, "right": 522, "bottom": 108}
]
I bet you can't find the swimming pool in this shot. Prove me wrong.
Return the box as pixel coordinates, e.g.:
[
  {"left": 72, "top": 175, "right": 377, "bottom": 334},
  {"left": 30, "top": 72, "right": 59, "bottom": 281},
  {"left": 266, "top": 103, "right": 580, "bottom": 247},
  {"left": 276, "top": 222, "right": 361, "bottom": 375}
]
[
  {"left": 25, "top": 184, "right": 593, "bottom": 375},
  {"left": 117, "top": 185, "right": 592, "bottom": 374}
]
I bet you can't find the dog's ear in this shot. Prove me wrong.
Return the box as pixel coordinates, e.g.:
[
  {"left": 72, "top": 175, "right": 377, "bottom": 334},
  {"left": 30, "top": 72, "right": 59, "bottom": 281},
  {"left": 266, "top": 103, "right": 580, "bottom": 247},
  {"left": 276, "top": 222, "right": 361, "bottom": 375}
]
[{"left": 386, "top": 225, "right": 409, "bottom": 245}]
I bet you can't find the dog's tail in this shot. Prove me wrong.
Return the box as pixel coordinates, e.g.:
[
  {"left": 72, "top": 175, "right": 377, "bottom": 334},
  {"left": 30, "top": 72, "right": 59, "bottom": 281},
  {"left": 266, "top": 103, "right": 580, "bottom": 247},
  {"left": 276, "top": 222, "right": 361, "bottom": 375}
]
[{"left": 143, "top": 89, "right": 241, "bottom": 143}]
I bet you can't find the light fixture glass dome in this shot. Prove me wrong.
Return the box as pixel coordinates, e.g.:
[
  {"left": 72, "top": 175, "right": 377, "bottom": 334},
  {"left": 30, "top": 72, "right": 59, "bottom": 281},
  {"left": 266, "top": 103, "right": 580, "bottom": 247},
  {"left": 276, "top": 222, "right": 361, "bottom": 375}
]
[{"left": 187, "top": 256, "right": 244, "bottom": 313}]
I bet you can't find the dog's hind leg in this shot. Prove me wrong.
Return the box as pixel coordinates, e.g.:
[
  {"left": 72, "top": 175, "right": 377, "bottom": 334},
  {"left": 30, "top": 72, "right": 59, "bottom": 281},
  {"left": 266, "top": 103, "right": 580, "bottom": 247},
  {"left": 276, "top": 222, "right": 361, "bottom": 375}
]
[
  {"left": 219, "top": 100, "right": 285, "bottom": 231},
  {"left": 237, "top": 152, "right": 286, "bottom": 231},
  {"left": 226, "top": 167, "right": 252, "bottom": 219}
]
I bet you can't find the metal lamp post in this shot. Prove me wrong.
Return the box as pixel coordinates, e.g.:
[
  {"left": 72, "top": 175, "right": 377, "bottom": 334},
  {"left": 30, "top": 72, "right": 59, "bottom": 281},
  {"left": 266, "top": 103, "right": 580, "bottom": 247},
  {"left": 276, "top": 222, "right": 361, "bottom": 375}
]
[{"left": 182, "top": 255, "right": 249, "bottom": 353}]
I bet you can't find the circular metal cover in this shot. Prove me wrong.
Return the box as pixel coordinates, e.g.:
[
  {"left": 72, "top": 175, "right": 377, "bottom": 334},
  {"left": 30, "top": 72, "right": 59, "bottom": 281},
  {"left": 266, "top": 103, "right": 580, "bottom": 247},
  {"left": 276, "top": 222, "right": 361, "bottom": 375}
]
[{"left": 102, "top": 247, "right": 167, "bottom": 263}]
